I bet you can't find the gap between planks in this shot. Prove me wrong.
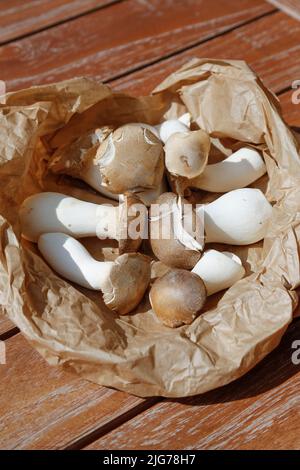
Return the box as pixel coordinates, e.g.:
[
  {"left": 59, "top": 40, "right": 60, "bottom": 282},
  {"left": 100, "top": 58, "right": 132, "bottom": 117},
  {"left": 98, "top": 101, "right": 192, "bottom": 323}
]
[
  {"left": 0, "top": 0, "right": 124, "bottom": 47},
  {"left": 65, "top": 398, "right": 161, "bottom": 450},
  {"left": 0, "top": 3, "right": 282, "bottom": 339},
  {"left": 1, "top": 82, "right": 298, "bottom": 448},
  {"left": 0, "top": 327, "right": 19, "bottom": 342},
  {"left": 0, "top": 0, "right": 276, "bottom": 91},
  {"left": 102, "top": 7, "right": 278, "bottom": 85},
  {"left": 0, "top": 8, "right": 298, "bottom": 340},
  {"left": 65, "top": 319, "right": 300, "bottom": 450},
  {"left": 0, "top": 2, "right": 299, "bottom": 449}
]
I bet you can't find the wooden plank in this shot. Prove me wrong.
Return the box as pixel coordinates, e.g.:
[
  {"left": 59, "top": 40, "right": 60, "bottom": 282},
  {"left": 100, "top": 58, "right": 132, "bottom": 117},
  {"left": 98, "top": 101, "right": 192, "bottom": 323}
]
[
  {"left": 1, "top": 12, "right": 296, "bottom": 340},
  {"left": 0, "top": 12, "right": 296, "bottom": 339},
  {"left": 0, "top": 0, "right": 274, "bottom": 91},
  {"left": 0, "top": 314, "right": 16, "bottom": 337},
  {"left": 0, "top": 0, "right": 117, "bottom": 44},
  {"left": 86, "top": 320, "right": 300, "bottom": 450},
  {"left": 112, "top": 11, "right": 300, "bottom": 96},
  {"left": 0, "top": 333, "right": 150, "bottom": 450},
  {"left": 0, "top": 8, "right": 298, "bottom": 375},
  {"left": 280, "top": 89, "right": 300, "bottom": 128},
  {"left": 0, "top": 2, "right": 298, "bottom": 453},
  {"left": 267, "top": 0, "right": 300, "bottom": 21}
]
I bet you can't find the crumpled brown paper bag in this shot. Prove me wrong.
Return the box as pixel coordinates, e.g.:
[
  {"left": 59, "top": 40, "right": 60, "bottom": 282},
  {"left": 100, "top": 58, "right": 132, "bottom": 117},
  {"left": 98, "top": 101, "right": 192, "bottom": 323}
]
[{"left": 0, "top": 59, "right": 299, "bottom": 397}]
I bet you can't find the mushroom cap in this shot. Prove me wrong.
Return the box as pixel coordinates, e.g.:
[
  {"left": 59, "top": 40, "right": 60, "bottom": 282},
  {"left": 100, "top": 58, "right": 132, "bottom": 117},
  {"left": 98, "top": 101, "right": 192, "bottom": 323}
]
[
  {"left": 165, "top": 129, "right": 210, "bottom": 179},
  {"left": 118, "top": 194, "right": 148, "bottom": 254},
  {"left": 102, "top": 253, "right": 151, "bottom": 315},
  {"left": 149, "top": 269, "right": 207, "bottom": 328},
  {"left": 96, "top": 124, "right": 164, "bottom": 194},
  {"left": 127, "top": 122, "right": 160, "bottom": 139},
  {"left": 48, "top": 127, "right": 113, "bottom": 178},
  {"left": 165, "top": 129, "right": 211, "bottom": 195},
  {"left": 150, "top": 192, "right": 203, "bottom": 269}
]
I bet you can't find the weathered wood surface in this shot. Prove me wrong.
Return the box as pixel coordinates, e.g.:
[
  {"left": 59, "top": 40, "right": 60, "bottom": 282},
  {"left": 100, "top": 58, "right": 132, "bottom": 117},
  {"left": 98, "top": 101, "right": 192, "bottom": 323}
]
[
  {"left": 1, "top": 11, "right": 299, "bottom": 340},
  {"left": 0, "top": 0, "right": 300, "bottom": 452},
  {"left": 0, "top": 0, "right": 117, "bottom": 44},
  {"left": 267, "top": 0, "right": 300, "bottom": 21},
  {"left": 0, "top": 314, "right": 17, "bottom": 338},
  {"left": 0, "top": 0, "right": 274, "bottom": 91},
  {"left": 112, "top": 11, "right": 300, "bottom": 96},
  {"left": 0, "top": 10, "right": 298, "bottom": 334},
  {"left": 280, "top": 90, "right": 300, "bottom": 127},
  {"left": 86, "top": 320, "right": 300, "bottom": 450},
  {"left": 0, "top": 334, "right": 153, "bottom": 450}
]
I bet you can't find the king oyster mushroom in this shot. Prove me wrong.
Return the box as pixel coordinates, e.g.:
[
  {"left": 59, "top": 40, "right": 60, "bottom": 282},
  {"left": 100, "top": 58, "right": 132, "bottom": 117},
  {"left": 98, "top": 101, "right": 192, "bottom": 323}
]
[
  {"left": 164, "top": 129, "right": 211, "bottom": 194},
  {"left": 97, "top": 124, "right": 165, "bottom": 196},
  {"left": 38, "top": 232, "right": 151, "bottom": 315},
  {"left": 49, "top": 124, "right": 166, "bottom": 206},
  {"left": 150, "top": 250, "right": 245, "bottom": 328},
  {"left": 150, "top": 192, "right": 204, "bottom": 270},
  {"left": 20, "top": 192, "right": 147, "bottom": 254}
]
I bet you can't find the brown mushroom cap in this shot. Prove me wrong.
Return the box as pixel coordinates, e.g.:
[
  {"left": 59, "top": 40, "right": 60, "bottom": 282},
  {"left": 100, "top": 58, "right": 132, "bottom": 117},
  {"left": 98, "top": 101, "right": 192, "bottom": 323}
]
[
  {"left": 150, "top": 192, "right": 203, "bottom": 269},
  {"left": 165, "top": 129, "right": 210, "bottom": 178},
  {"left": 118, "top": 195, "right": 148, "bottom": 254},
  {"left": 102, "top": 253, "right": 151, "bottom": 315},
  {"left": 165, "top": 129, "right": 210, "bottom": 195},
  {"left": 48, "top": 127, "right": 113, "bottom": 178},
  {"left": 96, "top": 124, "right": 165, "bottom": 194},
  {"left": 150, "top": 269, "right": 207, "bottom": 328}
]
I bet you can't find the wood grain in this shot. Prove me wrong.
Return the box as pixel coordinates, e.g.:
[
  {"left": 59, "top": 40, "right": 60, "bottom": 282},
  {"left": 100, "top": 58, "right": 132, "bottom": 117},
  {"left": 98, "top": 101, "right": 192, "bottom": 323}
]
[
  {"left": 0, "top": 1, "right": 299, "bottom": 453},
  {"left": 0, "top": 0, "right": 117, "bottom": 44},
  {"left": 0, "top": 0, "right": 271, "bottom": 336},
  {"left": 280, "top": 90, "right": 300, "bottom": 127},
  {"left": 86, "top": 320, "right": 300, "bottom": 450},
  {"left": 0, "top": 0, "right": 274, "bottom": 91},
  {"left": 267, "top": 0, "right": 300, "bottom": 21},
  {"left": 0, "top": 315, "right": 16, "bottom": 338},
  {"left": 112, "top": 11, "right": 300, "bottom": 96},
  {"left": 0, "top": 334, "right": 150, "bottom": 450}
]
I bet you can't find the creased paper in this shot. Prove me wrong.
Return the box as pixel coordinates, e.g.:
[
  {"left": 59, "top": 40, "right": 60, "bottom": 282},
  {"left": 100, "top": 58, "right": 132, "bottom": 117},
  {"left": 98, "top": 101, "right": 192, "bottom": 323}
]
[{"left": 0, "top": 60, "right": 299, "bottom": 397}]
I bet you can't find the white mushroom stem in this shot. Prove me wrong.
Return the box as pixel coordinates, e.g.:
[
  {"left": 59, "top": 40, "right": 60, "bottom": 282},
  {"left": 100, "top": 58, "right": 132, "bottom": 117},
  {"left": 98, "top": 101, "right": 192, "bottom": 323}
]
[
  {"left": 192, "top": 250, "right": 245, "bottom": 295},
  {"left": 39, "top": 233, "right": 114, "bottom": 290},
  {"left": 156, "top": 119, "right": 190, "bottom": 144},
  {"left": 48, "top": 127, "right": 119, "bottom": 202},
  {"left": 139, "top": 177, "right": 169, "bottom": 206},
  {"left": 178, "top": 112, "right": 191, "bottom": 127},
  {"left": 20, "top": 192, "right": 119, "bottom": 242},
  {"left": 81, "top": 161, "right": 119, "bottom": 200},
  {"left": 137, "top": 114, "right": 191, "bottom": 144},
  {"left": 38, "top": 233, "right": 151, "bottom": 314},
  {"left": 192, "top": 147, "right": 266, "bottom": 192},
  {"left": 171, "top": 196, "right": 204, "bottom": 251},
  {"left": 196, "top": 188, "right": 272, "bottom": 245}
]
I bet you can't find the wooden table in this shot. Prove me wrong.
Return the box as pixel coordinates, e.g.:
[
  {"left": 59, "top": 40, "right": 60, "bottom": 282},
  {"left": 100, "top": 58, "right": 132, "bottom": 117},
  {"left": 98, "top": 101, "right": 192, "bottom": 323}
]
[{"left": 0, "top": 0, "right": 299, "bottom": 450}]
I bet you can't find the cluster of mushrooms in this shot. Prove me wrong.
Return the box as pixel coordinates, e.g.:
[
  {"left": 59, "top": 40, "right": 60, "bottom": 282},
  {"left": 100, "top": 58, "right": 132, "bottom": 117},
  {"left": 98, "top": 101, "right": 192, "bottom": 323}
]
[{"left": 19, "top": 114, "right": 272, "bottom": 327}]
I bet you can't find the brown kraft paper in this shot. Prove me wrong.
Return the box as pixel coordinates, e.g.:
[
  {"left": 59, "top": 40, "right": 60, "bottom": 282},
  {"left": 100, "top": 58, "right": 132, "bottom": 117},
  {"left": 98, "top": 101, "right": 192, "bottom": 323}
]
[{"left": 0, "top": 58, "right": 299, "bottom": 397}]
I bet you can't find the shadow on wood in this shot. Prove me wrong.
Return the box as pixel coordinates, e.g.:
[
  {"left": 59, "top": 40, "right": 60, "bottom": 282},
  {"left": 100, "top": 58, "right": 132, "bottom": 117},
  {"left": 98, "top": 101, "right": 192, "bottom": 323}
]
[{"left": 170, "top": 318, "right": 300, "bottom": 406}]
